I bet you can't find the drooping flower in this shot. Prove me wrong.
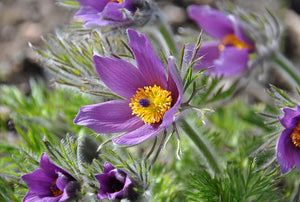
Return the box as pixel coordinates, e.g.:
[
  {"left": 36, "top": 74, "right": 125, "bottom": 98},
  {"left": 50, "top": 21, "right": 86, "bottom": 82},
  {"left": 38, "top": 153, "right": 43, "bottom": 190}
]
[
  {"left": 74, "top": 0, "right": 143, "bottom": 27},
  {"left": 22, "top": 153, "right": 80, "bottom": 202},
  {"left": 277, "top": 105, "right": 300, "bottom": 174},
  {"left": 74, "top": 29, "right": 183, "bottom": 145},
  {"left": 95, "top": 162, "right": 134, "bottom": 200},
  {"left": 187, "top": 5, "right": 255, "bottom": 77}
]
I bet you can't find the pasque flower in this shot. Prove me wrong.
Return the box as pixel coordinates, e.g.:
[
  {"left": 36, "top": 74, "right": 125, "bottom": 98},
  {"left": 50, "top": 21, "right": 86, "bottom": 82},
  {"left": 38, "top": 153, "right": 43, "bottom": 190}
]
[
  {"left": 22, "top": 153, "right": 79, "bottom": 202},
  {"left": 187, "top": 5, "right": 255, "bottom": 77},
  {"left": 277, "top": 105, "right": 300, "bottom": 174},
  {"left": 74, "top": 29, "right": 183, "bottom": 145},
  {"left": 95, "top": 162, "right": 134, "bottom": 200},
  {"left": 74, "top": 0, "right": 143, "bottom": 27}
]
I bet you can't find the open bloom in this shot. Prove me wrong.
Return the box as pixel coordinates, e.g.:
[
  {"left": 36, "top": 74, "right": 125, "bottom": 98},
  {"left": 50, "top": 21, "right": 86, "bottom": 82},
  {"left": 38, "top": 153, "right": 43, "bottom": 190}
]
[
  {"left": 74, "top": 29, "right": 183, "bottom": 145},
  {"left": 277, "top": 105, "right": 300, "bottom": 174},
  {"left": 74, "top": 0, "right": 142, "bottom": 27},
  {"left": 21, "top": 153, "right": 79, "bottom": 202},
  {"left": 187, "top": 5, "right": 255, "bottom": 77},
  {"left": 95, "top": 162, "right": 134, "bottom": 200}
]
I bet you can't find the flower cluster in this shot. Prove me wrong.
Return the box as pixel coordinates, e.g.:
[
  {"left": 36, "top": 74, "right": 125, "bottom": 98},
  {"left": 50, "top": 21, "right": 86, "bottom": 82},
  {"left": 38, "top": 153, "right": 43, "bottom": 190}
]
[
  {"left": 74, "top": 28, "right": 183, "bottom": 145},
  {"left": 15, "top": 0, "right": 300, "bottom": 201},
  {"left": 22, "top": 154, "right": 136, "bottom": 201}
]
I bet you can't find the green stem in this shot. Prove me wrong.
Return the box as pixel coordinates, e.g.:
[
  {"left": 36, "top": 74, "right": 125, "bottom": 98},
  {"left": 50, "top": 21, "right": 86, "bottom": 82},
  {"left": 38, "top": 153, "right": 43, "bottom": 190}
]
[
  {"left": 274, "top": 53, "right": 300, "bottom": 87},
  {"left": 158, "top": 23, "right": 177, "bottom": 55},
  {"left": 180, "top": 119, "right": 221, "bottom": 174}
]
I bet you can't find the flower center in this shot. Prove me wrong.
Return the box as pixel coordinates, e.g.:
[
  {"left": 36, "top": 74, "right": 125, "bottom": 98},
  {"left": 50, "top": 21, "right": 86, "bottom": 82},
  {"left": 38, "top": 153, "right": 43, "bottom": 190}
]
[
  {"left": 129, "top": 85, "right": 172, "bottom": 124},
  {"left": 291, "top": 121, "right": 300, "bottom": 148},
  {"left": 50, "top": 180, "right": 63, "bottom": 197},
  {"left": 219, "top": 34, "right": 252, "bottom": 51}
]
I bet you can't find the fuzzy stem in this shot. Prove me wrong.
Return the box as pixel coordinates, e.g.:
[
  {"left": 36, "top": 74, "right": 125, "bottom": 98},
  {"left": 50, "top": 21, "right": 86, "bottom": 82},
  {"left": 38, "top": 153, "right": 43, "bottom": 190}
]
[
  {"left": 180, "top": 119, "right": 221, "bottom": 174},
  {"left": 274, "top": 53, "right": 300, "bottom": 87}
]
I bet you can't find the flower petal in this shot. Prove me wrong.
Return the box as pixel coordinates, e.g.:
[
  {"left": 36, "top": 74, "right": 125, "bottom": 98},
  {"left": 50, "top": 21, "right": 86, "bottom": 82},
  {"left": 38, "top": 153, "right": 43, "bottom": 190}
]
[
  {"left": 113, "top": 124, "right": 163, "bottom": 145},
  {"left": 279, "top": 106, "right": 300, "bottom": 129},
  {"left": 74, "top": 100, "right": 144, "bottom": 133},
  {"left": 77, "top": 0, "right": 110, "bottom": 10},
  {"left": 230, "top": 16, "right": 255, "bottom": 53},
  {"left": 93, "top": 55, "right": 147, "bottom": 99},
  {"left": 161, "top": 57, "right": 183, "bottom": 128},
  {"left": 74, "top": 6, "right": 100, "bottom": 21},
  {"left": 277, "top": 129, "right": 295, "bottom": 174},
  {"left": 22, "top": 169, "right": 54, "bottom": 196},
  {"left": 103, "top": 162, "right": 115, "bottom": 173},
  {"left": 293, "top": 147, "right": 300, "bottom": 173},
  {"left": 213, "top": 47, "right": 249, "bottom": 77},
  {"left": 60, "top": 181, "right": 80, "bottom": 201},
  {"left": 187, "top": 5, "right": 234, "bottom": 39},
  {"left": 186, "top": 42, "right": 220, "bottom": 73},
  {"left": 39, "top": 153, "right": 68, "bottom": 178},
  {"left": 127, "top": 29, "right": 167, "bottom": 89},
  {"left": 23, "top": 191, "right": 43, "bottom": 202},
  {"left": 102, "top": 2, "right": 125, "bottom": 21},
  {"left": 56, "top": 173, "right": 70, "bottom": 191}
]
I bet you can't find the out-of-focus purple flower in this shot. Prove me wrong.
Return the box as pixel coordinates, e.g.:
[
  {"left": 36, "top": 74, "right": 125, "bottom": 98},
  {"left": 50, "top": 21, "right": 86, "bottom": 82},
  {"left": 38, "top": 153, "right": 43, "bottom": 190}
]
[
  {"left": 74, "top": 0, "right": 142, "bottom": 27},
  {"left": 95, "top": 162, "right": 134, "bottom": 200},
  {"left": 74, "top": 29, "right": 183, "bottom": 145},
  {"left": 277, "top": 105, "right": 300, "bottom": 174},
  {"left": 22, "top": 153, "right": 79, "bottom": 202},
  {"left": 187, "top": 5, "right": 255, "bottom": 77}
]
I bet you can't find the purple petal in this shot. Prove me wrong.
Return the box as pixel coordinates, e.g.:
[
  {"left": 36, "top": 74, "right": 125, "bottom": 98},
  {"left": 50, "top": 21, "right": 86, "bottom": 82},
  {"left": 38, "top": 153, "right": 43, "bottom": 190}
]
[
  {"left": 279, "top": 106, "right": 300, "bottom": 129},
  {"left": 42, "top": 196, "right": 62, "bottom": 202},
  {"left": 23, "top": 191, "right": 43, "bottom": 202},
  {"left": 77, "top": 0, "right": 110, "bottom": 11},
  {"left": 113, "top": 124, "right": 163, "bottom": 145},
  {"left": 161, "top": 57, "right": 183, "bottom": 128},
  {"left": 101, "top": 2, "right": 125, "bottom": 21},
  {"left": 127, "top": 29, "right": 167, "bottom": 89},
  {"left": 56, "top": 173, "right": 70, "bottom": 191},
  {"left": 230, "top": 16, "right": 255, "bottom": 53},
  {"left": 187, "top": 5, "right": 234, "bottom": 39},
  {"left": 93, "top": 55, "right": 146, "bottom": 99},
  {"left": 213, "top": 47, "right": 249, "bottom": 77},
  {"left": 39, "top": 153, "right": 68, "bottom": 178},
  {"left": 74, "top": 100, "right": 144, "bottom": 133},
  {"left": 187, "top": 42, "right": 220, "bottom": 73},
  {"left": 22, "top": 169, "right": 54, "bottom": 196},
  {"left": 293, "top": 147, "right": 300, "bottom": 173},
  {"left": 277, "top": 129, "right": 296, "bottom": 174},
  {"left": 103, "top": 162, "right": 115, "bottom": 173},
  {"left": 74, "top": 6, "right": 99, "bottom": 21},
  {"left": 60, "top": 181, "right": 80, "bottom": 201}
]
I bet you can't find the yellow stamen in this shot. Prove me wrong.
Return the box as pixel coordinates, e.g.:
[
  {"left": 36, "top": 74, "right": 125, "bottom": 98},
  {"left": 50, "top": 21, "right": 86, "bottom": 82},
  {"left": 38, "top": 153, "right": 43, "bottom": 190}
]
[
  {"left": 291, "top": 122, "right": 300, "bottom": 148},
  {"left": 219, "top": 34, "right": 252, "bottom": 51},
  {"left": 109, "top": 0, "right": 122, "bottom": 3},
  {"left": 129, "top": 85, "right": 172, "bottom": 124},
  {"left": 50, "top": 180, "right": 63, "bottom": 197}
]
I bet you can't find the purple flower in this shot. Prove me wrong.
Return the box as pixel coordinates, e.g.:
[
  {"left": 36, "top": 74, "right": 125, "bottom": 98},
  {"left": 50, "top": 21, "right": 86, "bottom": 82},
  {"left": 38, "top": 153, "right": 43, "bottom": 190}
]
[
  {"left": 74, "top": 29, "right": 183, "bottom": 145},
  {"left": 21, "top": 153, "right": 79, "bottom": 202},
  {"left": 187, "top": 5, "right": 255, "bottom": 77},
  {"left": 95, "top": 162, "right": 134, "bottom": 200},
  {"left": 74, "top": 0, "right": 142, "bottom": 27},
  {"left": 277, "top": 105, "right": 300, "bottom": 174}
]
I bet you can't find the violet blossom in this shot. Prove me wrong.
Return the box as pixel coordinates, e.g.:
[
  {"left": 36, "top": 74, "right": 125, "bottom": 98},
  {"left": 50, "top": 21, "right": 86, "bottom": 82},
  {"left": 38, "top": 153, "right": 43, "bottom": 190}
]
[
  {"left": 74, "top": 0, "right": 142, "bottom": 27},
  {"left": 74, "top": 29, "right": 183, "bottom": 145},
  {"left": 95, "top": 162, "right": 134, "bottom": 200},
  {"left": 277, "top": 105, "right": 300, "bottom": 174},
  {"left": 21, "top": 153, "right": 79, "bottom": 202},
  {"left": 187, "top": 5, "right": 255, "bottom": 77}
]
